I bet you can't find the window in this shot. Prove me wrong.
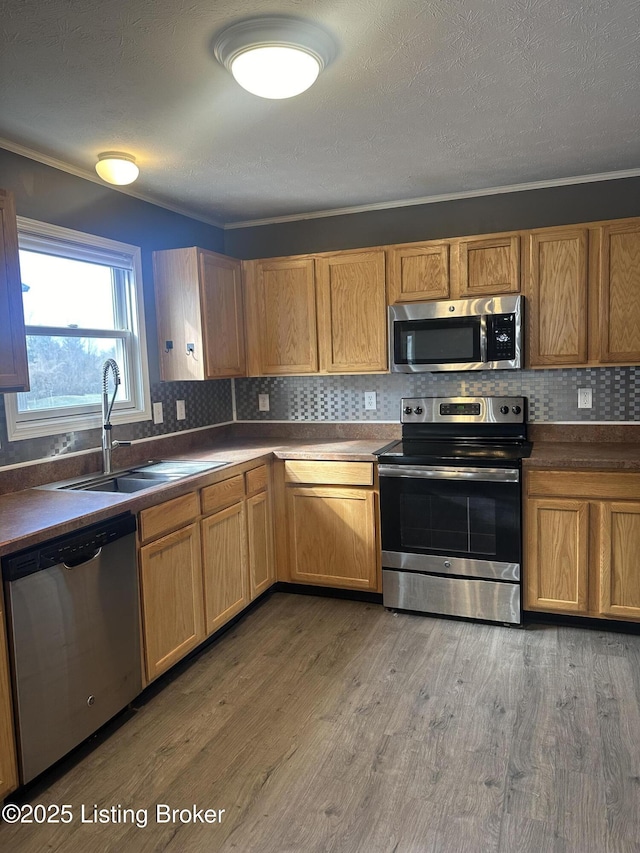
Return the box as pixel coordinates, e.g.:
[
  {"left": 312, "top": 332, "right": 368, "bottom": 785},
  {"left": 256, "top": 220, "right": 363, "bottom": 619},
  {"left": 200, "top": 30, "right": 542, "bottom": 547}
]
[{"left": 5, "top": 218, "right": 151, "bottom": 441}]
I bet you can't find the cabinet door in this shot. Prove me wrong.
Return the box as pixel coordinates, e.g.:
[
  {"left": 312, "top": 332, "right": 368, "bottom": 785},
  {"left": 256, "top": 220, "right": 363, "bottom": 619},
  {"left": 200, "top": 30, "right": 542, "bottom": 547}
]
[
  {"left": 154, "top": 247, "right": 205, "bottom": 381},
  {"left": 287, "top": 485, "right": 378, "bottom": 590},
  {"left": 139, "top": 523, "right": 205, "bottom": 681},
  {"left": 598, "top": 502, "right": 640, "bottom": 620},
  {"left": 527, "top": 229, "right": 588, "bottom": 366},
  {"left": 524, "top": 498, "right": 589, "bottom": 613},
  {"left": 387, "top": 241, "right": 450, "bottom": 303},
  {"left": 316, "top": 250, "right": 387, "bottom": 373},
  {"left": 457, "top": 234, "right": 520, "bottom": 297},
  {"left": 597, "top": 220, "right": 640, "bottom": 364},
  {"left": 199, "top": 250, "right": 246, "bottom": 378},
  {"left": 247, "top": 490, "right": 275, "bottom": 600},
  {"left": 0, "top": 189, "right": 29, "bottom": 391},
  {"left": 245, "top": 257, "right": 318, "bottom": 375},
  {"left": 0, "top": 599, "right": 18, "bottom": 799},
  {"left": 201, "top": 502, "right": 249, "bottom": 635}
]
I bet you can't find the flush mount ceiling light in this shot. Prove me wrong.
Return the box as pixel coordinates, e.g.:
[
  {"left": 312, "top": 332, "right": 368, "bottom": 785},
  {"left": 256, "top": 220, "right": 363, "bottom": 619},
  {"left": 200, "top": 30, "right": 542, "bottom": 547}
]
[
  {"left": 213, "top": 16, "right": 336, "bottom": 99},
  {"left": 95, "top": 152, "right": 140, "bottom": 185}
]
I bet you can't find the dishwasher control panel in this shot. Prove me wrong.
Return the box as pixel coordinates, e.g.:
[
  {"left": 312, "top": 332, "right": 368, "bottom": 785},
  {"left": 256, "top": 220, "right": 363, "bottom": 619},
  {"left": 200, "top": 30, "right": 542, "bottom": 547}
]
[{"left": 2, "top": 512, "right": 136, "bottom": 580}]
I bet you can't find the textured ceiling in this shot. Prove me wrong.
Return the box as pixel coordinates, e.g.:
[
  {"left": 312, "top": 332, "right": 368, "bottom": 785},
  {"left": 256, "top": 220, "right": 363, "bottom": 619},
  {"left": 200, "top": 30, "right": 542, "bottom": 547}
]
[{"left": 0, "top": 0, "right": 639, "bottom": 224}]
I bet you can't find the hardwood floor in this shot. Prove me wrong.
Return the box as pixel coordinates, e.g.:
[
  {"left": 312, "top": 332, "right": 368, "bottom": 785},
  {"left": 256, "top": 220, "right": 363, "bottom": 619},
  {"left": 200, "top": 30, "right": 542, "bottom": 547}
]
[{"left": 2, "top": 593, "right": 640, "bottom": 852}]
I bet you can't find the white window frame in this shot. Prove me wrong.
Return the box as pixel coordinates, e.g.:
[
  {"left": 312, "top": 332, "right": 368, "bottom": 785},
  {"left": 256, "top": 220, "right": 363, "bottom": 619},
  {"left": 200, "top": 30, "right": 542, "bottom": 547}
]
[{"left": 5, "top": 217, "right": 151, "bottom": 441}]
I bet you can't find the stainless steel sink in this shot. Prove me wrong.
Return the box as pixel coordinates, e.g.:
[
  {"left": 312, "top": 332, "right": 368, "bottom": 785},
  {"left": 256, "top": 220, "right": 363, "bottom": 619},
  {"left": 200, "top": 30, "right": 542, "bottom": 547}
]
[{"left": 37, "top": 460, "right": 229, "bottom": 494}]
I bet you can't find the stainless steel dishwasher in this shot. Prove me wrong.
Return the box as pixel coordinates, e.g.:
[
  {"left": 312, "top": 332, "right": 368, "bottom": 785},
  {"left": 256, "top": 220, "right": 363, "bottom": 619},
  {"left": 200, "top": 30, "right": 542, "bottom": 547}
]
[{"left": 2, "top": 513, "right": 142, "bottom": 783}]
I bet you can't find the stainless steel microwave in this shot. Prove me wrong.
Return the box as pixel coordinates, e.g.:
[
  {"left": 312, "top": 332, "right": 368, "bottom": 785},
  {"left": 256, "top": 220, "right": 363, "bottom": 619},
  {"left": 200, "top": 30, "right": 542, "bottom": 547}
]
[{"left": 389, "top": 295, "right": 523, "bottom": 373}]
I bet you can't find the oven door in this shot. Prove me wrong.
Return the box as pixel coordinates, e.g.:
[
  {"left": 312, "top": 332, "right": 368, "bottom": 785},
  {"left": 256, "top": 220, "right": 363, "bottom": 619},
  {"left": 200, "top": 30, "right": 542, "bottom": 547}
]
[{"left": 379, "top": 464, "right": 521, "bottom": 580}]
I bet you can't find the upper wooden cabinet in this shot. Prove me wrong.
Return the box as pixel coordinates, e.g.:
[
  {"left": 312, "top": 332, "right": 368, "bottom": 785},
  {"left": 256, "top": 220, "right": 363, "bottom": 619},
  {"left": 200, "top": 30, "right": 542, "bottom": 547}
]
[
  {"left": 243, "top": 256, "right": 318, "bottom": 376},
  {"left": 526, "top": 228, "right": 588, "bottom": 366},
  {"left": 456, "top": 234, "right": 520, "bottom": 297},
  {"left": 596, "top": 220, "right": 640, "bottom": 364},
  {"left": 386, "top": 240, "right": 450, "bottom": 303},
  {"left": 0, "top": 189, "right": 29, "bottom": 391},
  {"left": 316, "top": 249, "right": 387, "bottom": 373},
  {"left": 153, "top": 247, "right": 245, "bottom": 380},
  {"left": 244, "top": 250, "right": 387, "bottom": 376},
  {"left": 524, "top": 217, "right": 640, "bottom": 368}
]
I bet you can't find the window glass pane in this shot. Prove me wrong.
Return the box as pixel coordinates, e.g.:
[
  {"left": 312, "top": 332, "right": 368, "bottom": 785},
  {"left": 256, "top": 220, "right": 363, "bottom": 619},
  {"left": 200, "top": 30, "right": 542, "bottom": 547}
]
[
  {"left": 16, "top": 337, "right": 128, "bottom": 413},
  {"left": 19, "top": 250, "right": 117, "bottom": 329}
]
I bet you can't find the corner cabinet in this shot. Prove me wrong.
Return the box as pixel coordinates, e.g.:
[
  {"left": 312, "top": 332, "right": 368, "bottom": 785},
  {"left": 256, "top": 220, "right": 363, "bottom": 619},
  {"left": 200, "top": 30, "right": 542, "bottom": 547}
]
[
  {"left": 283, "top": 460, "right": 380, "bottom": 591},
  {"left": 243, "top": 256, "right": 318, "bottom": 376},
  {"left": 525, "top": 470, "right": 640, "bottom": 621},
  {"left": 0, "top": 592, "right": 18, "bottom": 799},
  {"left": 0, "top": 189, "right": 29, "bottom": 391},
  {"left": 243, "top": 250, "right": 388, "bottom": 376},
  {"left": 153, "top": 247, "right": 245, "bottom": 380}
]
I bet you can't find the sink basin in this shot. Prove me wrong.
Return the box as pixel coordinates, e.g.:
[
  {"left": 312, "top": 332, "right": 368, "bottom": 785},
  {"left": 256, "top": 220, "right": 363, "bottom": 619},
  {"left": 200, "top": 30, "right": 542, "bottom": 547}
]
[
  {"left": 79, "top": 473, "right": 177, "bottom": 493},
  {"left": 37, "top": 459, "right": 229, "bottom": 494}
]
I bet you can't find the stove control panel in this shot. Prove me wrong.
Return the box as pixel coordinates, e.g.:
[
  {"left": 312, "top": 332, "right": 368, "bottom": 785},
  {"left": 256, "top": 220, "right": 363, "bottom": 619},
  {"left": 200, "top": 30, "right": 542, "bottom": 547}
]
[{"left": 401, "top": 396, "right": 526, "bottom": 424}]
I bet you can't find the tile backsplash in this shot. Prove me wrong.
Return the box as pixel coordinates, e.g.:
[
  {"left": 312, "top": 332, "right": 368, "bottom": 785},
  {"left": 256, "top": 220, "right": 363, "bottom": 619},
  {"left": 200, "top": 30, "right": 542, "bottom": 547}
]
[
  {"left": 235, "top": 367, "right": 640, "bottom": 423},
  {"left": 2, "top": 368, "right": 638, "bottom": 469},
  {"left": 0, "top": 380, "right": 233, "bottom": 468}
]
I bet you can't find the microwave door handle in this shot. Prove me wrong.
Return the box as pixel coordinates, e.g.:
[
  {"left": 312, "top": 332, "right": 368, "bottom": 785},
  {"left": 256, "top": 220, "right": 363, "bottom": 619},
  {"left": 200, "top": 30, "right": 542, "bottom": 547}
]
[{"left": 480, "top": 314, "right": 488, "bottom": 363}]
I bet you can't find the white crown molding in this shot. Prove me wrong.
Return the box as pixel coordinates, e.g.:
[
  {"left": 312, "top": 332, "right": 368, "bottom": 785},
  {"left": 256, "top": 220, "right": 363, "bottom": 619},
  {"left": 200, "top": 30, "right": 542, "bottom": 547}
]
[
  {"left": 224, "top": 168, "right": 640, "bottom": 230},
  {"left": 0, "top": 138, "right": 226, "bottom": 230},
  {"left": 3, "top": 137, "right": 637, "bottom": 233}
]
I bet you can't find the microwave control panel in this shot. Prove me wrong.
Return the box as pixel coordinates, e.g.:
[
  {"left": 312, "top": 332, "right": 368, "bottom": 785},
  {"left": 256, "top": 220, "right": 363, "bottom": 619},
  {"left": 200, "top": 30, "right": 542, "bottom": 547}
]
[{"left": 486, "top": 313, "right": 517, "bottom": 361}]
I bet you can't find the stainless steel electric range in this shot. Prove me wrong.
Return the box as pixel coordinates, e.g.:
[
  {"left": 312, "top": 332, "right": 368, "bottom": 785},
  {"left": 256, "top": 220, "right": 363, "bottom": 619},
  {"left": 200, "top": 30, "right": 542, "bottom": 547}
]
[{"left": 376, "top": 396, "right": 532, "bottom": 624}]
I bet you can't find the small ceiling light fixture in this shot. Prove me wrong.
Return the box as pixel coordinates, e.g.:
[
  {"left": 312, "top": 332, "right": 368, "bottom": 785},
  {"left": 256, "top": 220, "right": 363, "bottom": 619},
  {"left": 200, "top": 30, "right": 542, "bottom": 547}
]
[
  {"left": 95, "top": 152, "right": 140, "bottom": 185},
  {"left": 213, "top": 16, "right": 336, "bottom": 100}
]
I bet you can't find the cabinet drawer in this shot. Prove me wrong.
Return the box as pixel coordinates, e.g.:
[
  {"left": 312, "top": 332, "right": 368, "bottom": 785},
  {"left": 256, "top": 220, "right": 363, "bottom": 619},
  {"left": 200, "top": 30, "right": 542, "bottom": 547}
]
[
  {"left": 284, "top": 460, "right": 373, "bottom": 486},
  {"left": 526, "top": 469, "right": 640, "bottom": 500},
  {"left": 201, "top": 474, "right": 245, "bottom": 515},
  {"left": 246, "top": 464, "right": 268, "bottom": 495},
  {"left": 139, "top": 492, "right": 200, "bottom": 543}
]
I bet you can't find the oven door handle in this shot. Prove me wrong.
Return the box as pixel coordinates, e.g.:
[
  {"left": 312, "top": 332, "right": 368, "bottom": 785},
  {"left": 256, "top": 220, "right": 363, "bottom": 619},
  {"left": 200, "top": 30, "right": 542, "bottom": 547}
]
[{"left": 378, "top": 464, "right": 519, "bottom": 482}]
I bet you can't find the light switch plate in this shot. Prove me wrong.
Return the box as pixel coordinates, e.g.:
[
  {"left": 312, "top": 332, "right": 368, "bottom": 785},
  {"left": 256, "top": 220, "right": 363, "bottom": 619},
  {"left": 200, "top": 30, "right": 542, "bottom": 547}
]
[
  {"left": 176, "top": 399, "right": 186, "bottom": 420},
  {"left": 364, "top": 391, "right": 377, "bottom": 410},
  {"left": 258, "top": 393, "right": 270, "bottom": 412},
  {"left": 152, "top": 402, "right": 163, "bottom": 424}
]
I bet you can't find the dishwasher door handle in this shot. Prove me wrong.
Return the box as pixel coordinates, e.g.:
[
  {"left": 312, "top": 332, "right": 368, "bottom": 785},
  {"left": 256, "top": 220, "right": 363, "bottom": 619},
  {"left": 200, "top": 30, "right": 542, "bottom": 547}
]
[{"left": 63, "top": 547, "right": 102, "bottom": 570}]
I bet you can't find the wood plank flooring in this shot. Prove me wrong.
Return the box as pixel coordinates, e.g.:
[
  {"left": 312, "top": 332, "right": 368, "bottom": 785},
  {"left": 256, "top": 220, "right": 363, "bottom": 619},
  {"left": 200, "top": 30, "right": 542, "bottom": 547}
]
[{"left": 2, "top": 593, "right": 640, "bottom": 852}]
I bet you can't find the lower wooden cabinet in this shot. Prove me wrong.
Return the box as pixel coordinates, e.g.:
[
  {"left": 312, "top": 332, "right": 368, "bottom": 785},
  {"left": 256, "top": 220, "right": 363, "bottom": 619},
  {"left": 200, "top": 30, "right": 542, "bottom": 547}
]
[
  {"left": 284, "top": 462, "right": 379, "bottom": 591},
  {"left": 201, "top": 501, "right": 249, "bottom": 635},
  {"left": 525, "top": 470, "right": 640, "bottom": 621},
  {"left": 139, "top": 522, "right": 205, "bottom": 682},
  {"left": 139, "top": 466, "right": 276, "bottom": 682},
  {"left": 247, "top": 490, "right": 275, "bottom": 599},
  {"left": 0, "top": 597, "right": 18, "bottom": 799}
]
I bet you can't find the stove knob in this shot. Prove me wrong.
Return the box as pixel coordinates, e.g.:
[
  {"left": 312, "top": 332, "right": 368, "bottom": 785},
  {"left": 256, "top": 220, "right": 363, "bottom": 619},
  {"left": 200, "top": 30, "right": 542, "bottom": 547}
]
[
  {"left": 512, "top": 405, "right": 522, "bottom": 415},
  {"left": 414, "top": 406, "right": 423, "bottom": 415},
  {"left": 499, "top": 405, "right": 509, "bottom": 415},
  {"left": 404, "top": 406, "right": 413, "bottom": 415}
]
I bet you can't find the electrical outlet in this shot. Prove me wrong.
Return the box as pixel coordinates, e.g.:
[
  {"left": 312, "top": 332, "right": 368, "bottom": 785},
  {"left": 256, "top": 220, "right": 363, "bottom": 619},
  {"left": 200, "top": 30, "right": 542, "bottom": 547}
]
[
  {"left": 364, "top": 391, "right": 377, "bottom": 410},
  {"left": 176, "top": 399, "right": 186, "bottom": 420},
  {"left": 152, "top": 402, "right": 163, "bottom": 424},
  {"left": 258, "top": 393, "right": 270, "bottom": 412},
  {"left": 578, "top": 388, "right": 593, "bottom": 409}
]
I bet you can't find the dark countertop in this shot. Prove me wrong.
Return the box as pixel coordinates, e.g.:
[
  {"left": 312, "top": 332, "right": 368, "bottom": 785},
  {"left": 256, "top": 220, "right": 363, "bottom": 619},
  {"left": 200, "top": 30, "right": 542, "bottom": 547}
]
[
  {"left": 0, "top": 439, "right": 383, "bottom": 557},
  {"left": 524, "top": 441, "right": 640, "bottom": 471}
]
